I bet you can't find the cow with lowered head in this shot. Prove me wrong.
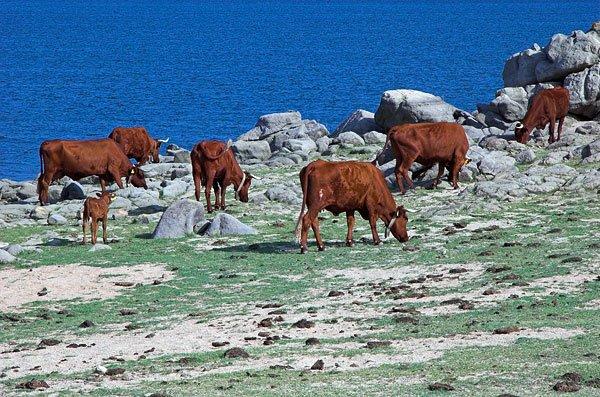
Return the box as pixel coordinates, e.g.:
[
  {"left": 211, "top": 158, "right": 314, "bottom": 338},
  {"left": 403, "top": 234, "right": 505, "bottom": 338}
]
[
  {"left": 295, "top": 159, "right": 409, "bottom": 254},
  {"left": 191, "top": 139, "right": 259, "bottom": 213},
  {"left": 108, "top": 126, "right": 169, "bottom": 164},
  {"left": 375, "top": 122, "right": 470, "bottom": 194},
  {"left": 514, "top": 87, "right": 569, "bottom": 144},
  {"left": 37, "top": 139, "right": 147, "bottom": 205}
]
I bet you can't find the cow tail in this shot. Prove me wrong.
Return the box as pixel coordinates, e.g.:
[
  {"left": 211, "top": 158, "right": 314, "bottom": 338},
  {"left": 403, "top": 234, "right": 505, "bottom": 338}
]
[
  {"left": 37, "top": 145, "right": 45, "bottom": 195},
  {"left": 294, "top": 165, "right": 310, "bottom": 240},
  {"left": 372, "top": 126, "right": 391, "bottom": 166}
]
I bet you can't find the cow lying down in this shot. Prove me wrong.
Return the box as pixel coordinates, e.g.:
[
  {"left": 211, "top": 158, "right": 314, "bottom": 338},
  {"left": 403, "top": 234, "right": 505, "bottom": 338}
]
[{"left": 295, "top": 160, "right": 409, "bottom": 254}]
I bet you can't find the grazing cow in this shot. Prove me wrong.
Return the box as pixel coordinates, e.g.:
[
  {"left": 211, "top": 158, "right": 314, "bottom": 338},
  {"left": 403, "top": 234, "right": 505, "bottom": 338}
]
[
  {"left": 37, "top": 139, "right": 147, "bottom": 205},
  {"left": 191, "top": 140, "right": 259, "bottom": 213},
  {"left": 295, "top": 160, "right": 409, "bottom": 254},
  {"left": 379, "top": 122, "right": 470, "bottom": 194},
  {"left": 514, "top": 87, "right": 570, "bottom": 144},
  {"left": 108, "top": 127, "right": 169, "bottom": 164},
  {"left": 82, "top": 191, "right": 115, "bottom": 245}
]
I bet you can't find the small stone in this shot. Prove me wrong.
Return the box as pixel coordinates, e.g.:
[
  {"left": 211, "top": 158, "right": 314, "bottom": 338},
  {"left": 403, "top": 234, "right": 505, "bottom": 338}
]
[
  {"left": 310, "top": 359, "right": 324, "bottom": 370},
  {"left": 428, "top": 382, "right": 455, "bottom": 391},
  {"left": 553, "top": 381, "right": 580, "bottom": 392},
  {"left": 79, "top": 320, "right": 95, "bottom": 328},
  {"left": 292, "top": 319, "right": 315, "bottom": 328},
  {"left": 224, "top": 347, "right": 250, "bottom": 358},
  {"left": 305, "top": 337, "right": 320, "bottom": 346},
  {"left": 493, "top": 326, "right": 520, "bottom": 335}
]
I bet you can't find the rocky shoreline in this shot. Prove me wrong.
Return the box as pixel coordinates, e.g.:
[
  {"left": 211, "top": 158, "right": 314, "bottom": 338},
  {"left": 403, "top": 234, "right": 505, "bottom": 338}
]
[{"left": 1, "top": 22, "right": 599, "bottom": 233}]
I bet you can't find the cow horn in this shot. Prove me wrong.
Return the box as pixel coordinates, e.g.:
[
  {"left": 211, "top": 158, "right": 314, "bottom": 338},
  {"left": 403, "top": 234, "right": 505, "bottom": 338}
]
[
  {"left": 235, "top": 172, "right": 247, "bottom": 200},
  {"left": 249, "top": 173, "right": 262, "bottom": 180},
  {"left": 385, "top": 216, "right": 397, "bottom": 238},
  {"left": 404, "top": 208, "right": 417, "bottom": 213},
  {"left": 157, "top": 137, "right": 170, "bottom": 143},
  {"left": 515, "top": 122, "right": 524, "bottom": 129},
  {"left": 226, "top": 139, "right": 233, "bottom": 149}
]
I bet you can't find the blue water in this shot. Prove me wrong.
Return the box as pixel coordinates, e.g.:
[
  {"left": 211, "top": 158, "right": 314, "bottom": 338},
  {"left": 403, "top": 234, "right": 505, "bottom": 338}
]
[{"left": 0, "top": 1, "right": 596, "bottom": 180}]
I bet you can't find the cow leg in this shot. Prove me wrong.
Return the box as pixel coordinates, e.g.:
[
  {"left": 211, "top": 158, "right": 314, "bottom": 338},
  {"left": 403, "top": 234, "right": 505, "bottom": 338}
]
[
  {"left": 192, "top": 166, "right": 202, "bottom": 202},
  {"left": 300, "top": 208, "right": 318, "bottom": 254},
  {"left": 369, "top": 213, "right": 381, "bottom": 245},
  {"left": 204, "top": 174, "right": 215, "bottom": 213},
  {"left": 431, "top": 162, "right": 446, "bottom": 189},
  {"left": 548, "top": 118, "right": 556, "bottom": 144},
  {"left": 108, "top": 168, "right": 124, "bottom": 189},
  {"left": 91, "top": 220, "right": 98, "bottom": 245},
  {"left": 311, "top": 218, "right": 325, "bottom": 251},
  {"left": 449, "top": 157, "right": 463, "bottom": 189},
  {"left": 557, "top": 117, "right": 565, "bottom": 141},
  {"left": 220, "top": 184, "right": 227, "bottom": 210},
  {"left": 213, "top": 182, "right": 221, "bottom": 210},
  {"left": 399, "top": 154, "right": 417, "bottom": 193},
  {"left": 345, "top": 211, "right": 355, "bottom": 247},
  {"left": 99, "top": 178, "right": 107, "bottom": 192},
  {"left": 82, "top": 219, "right": 87, "bottom": 245},
  {"left": 394, "top": 163, "right": 406, "bottom": 194},
  {"left": 102, "top": 217, "right": 108, "bottom": 244}
]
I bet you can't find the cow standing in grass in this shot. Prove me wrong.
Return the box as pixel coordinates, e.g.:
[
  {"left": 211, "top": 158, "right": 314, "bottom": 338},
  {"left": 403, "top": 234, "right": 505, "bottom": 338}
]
[
  {"left": 82, "top": 191, "right": 115, "bottom": 245},
  {"left": 295, "top": 160, "right": 409, "bottom": 254},
  {"left": 377, "top": 122, "right": 470, "bottom": 194},
  {"left": 191, "top": 140, "right": 258, "bottom": 213},
  {"left": 108, "top": 126, "right": 169, "bottom": 164},
  {"left": 514, "top": 87, "right": 570, "bottom": 144},
  {"left": 37, "top": 139, "right": 147, "bottom": 205}
]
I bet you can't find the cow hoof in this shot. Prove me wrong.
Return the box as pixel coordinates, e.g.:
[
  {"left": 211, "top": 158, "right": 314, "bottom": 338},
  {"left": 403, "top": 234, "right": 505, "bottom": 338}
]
[
  {"left": 300, "top": 247, "right": 307, "bottom": 254},
  {"left": 318, "top": 246, "right": 325, "bottom": 252},
  {"left": 373, "top": 240, "right": 382, "bottom": 246},
  {"left": 346, "top": 241, "right": 354, "bottom": 247}
]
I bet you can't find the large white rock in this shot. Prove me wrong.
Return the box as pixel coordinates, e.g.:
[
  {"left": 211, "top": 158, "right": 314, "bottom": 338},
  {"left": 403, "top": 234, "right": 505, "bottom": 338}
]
[
  {"left": 333, "top": 109, "right": 382, "bottom": 137},
  {"left": 283, "top": 138, "right": 317, "bottom": 154},
  {"left": 152, "top": 199, "right": 205, "bottom": 238},
  {"left": 0, "top": 249, "right": 16, "bottom": 263},
  {"left": 332, "top": 131, "right": 365, "bottom": 146},
  {"left": 565, "top": 64, "right": 600, "bottom": 118},
  {"left": 374, "top": 89, "right": 457, "bottom": 129},
  {"left": 232, "top": 140, "right": 272, "bottom": 163},
  {"left": 503, "top": 23, "right": 600, "bottom": 87},
  {"left": 202, "top": 213, "right": 257, "bottom": 236}
]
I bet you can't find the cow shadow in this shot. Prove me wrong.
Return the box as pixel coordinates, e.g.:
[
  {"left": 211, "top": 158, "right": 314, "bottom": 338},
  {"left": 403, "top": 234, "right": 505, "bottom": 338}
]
[
  {"left": 129, "top": 205, "right": 166, "bottom": 216},
  {"left": 214, "top": 240, "right": 370, "bottom": 255}
]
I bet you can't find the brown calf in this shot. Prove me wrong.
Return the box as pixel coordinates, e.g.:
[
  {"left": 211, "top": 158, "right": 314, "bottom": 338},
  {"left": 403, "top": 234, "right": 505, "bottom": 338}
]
[
  {"left": 295, "top": 160, "right": 409, "bottom": 254},
  {"left": 381, "top": 122, "right": 470, "bottom": 194},
  {"left": 191, "top": 140, "right": 258, "bottom": 213},
  {"left": 108, "top": 127, "right": 169, "bottom": 164},
  {"left": 514, "top": 87, "right": 570, "bottom": 144},
  {"left": 82, "top": 191, "right": 115, "bottom": 245}
]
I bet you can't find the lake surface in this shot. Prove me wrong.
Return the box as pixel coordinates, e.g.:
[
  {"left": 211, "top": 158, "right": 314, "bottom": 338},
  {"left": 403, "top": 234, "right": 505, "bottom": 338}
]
[{"left": 0, "top": 0, "right": 596, "bottom": 180}]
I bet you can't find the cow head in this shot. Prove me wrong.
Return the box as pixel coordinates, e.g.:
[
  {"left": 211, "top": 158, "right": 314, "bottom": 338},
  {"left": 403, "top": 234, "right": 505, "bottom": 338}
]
[
  {"left": 151, "top": 137, "right": 170, "bottom": 163},
  {"left": 235, "top": 171, "right": 255, "bottom": 202},
  {"left": 127, "top": 166, "right": 148, "bottom": 189},
  {"left": 386, "top": 206, "right": 409, "bottom": 242},
  {"left": 514, "top": 122, "right": 530, "bottom": 144}
]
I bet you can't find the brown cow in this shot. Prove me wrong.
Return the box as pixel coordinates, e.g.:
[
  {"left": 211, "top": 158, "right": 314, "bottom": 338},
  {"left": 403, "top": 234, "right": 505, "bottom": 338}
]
[
  {"left": 380, "top": 122, "right": 470, "bottom": 194},
  {"left": 514, "top": 87, "right": 569, "bottom": 144},
  {"left": 108, "top": 127, "right": 169, "bottom": 164},
  {"left": 37, "top": 139, "right": 147, "bottom": 205},
  {"left": 82, "top": 191, "right": 115, "bottom": 245},
  {"left": 295, "top": 160, "right": 409, "bottom": 254},
  {"left": 191, "top": 140, "right": 258, "bottom": 213}
]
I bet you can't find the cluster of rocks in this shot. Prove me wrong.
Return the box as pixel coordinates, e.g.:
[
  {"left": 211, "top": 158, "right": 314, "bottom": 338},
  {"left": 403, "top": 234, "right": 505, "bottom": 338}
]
[
  {"left": 478, "top": 22, "right": 600, "bottom": 128},
  {"left": 151, "top": 199, "right": 256, "bottom": 239}
]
